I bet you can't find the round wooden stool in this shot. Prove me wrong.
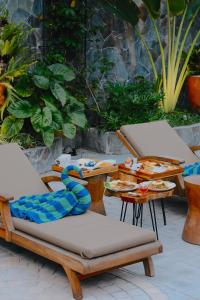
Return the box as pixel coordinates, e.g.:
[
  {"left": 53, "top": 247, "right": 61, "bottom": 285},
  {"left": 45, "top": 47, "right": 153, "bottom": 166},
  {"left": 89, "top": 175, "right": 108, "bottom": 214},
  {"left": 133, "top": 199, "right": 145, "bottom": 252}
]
[{"left": 182, "top": 175, "right": 200, "bottom": 245}]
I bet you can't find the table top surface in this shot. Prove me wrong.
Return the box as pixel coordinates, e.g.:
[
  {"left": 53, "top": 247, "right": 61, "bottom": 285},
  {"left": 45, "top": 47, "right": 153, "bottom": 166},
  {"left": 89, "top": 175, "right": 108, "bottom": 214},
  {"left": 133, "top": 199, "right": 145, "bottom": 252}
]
[
  {"left": 119, "top": 161, "right": 183, "bottom": 180},
  {"left": 52, "top": 164, "right": 118, "bottom": 179},
  {"left": 184, "top": 175, "right": 200, "bottom": 185},
  {"left": 106, "top": 188, "right": 174, "bottom": 204}
]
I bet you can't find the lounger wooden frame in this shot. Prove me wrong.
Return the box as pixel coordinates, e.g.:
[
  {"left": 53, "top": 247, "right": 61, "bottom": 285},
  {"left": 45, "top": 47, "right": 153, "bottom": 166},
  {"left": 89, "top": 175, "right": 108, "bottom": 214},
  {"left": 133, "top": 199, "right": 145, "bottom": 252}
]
[
  {"left": 116, "top": 129, "right": 200, "bottom": 196},
  {"left": 0, "top": 175, "right": 162, "bottom": 300}
]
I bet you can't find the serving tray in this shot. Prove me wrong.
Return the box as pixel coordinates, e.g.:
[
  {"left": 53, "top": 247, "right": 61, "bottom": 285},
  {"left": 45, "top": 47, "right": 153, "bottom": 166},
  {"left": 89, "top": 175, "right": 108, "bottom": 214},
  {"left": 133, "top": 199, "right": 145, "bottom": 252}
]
[{"left": 119, "top": 156, "right": 184, "bottom": 180}]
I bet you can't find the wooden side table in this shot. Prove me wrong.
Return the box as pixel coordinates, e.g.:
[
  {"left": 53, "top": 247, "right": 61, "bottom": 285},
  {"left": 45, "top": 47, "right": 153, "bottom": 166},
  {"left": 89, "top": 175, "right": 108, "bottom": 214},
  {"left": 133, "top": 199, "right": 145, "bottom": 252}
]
[
  {"left": 182, "top": 175, "right": 200, "bottom": 245},
  {"left": 106, "top": 188, "right": 174, "bottom": 240},
  {"left": 52, "top": 164, "right": 118, "bottom": 215}
]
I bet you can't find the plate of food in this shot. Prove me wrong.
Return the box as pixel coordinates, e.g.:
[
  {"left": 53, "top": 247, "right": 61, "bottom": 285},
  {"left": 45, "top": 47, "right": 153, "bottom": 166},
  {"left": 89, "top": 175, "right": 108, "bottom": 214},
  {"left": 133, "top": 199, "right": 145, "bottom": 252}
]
[
  {"left": 105, "top": 180, "right": 138, "bottom": 192},
  {"left": 141, "top": 161, "right": 167, "bottom": 172},
  {"left": 147, "top": 180, "right": 176, "bottom": 192}
]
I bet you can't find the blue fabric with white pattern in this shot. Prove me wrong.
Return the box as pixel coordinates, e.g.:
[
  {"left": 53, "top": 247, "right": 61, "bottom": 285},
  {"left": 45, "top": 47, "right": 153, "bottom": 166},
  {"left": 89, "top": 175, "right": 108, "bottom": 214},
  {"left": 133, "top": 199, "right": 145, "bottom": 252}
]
[{"left": 10, "top": 165, "right": 91, "bottom": 223}]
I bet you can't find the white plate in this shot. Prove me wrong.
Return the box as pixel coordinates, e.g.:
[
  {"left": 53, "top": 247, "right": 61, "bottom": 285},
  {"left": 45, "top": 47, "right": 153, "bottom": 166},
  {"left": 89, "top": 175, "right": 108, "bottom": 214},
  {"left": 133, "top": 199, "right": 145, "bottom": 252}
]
[
  {"left": 95, "top": 159, "right": 116, "bottom": 168},
  {"left": 146, "top": 181, "right": 176, "bottom": 192},
  {"left": 77, "top": 159, "right": 97, "bottom": 169},
  {"left": 105, "top": 180, "right": 138, "bottom": 192}
]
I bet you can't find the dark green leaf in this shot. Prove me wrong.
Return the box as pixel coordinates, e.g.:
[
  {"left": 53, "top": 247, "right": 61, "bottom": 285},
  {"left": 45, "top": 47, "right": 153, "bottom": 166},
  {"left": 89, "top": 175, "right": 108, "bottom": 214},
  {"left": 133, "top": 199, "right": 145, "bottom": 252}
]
[
  {"left": 33, "top": 75, "right": 50, "bottom": 90},
  {"left": 31, "top": 108, "right": 43, "bottom": 132},
  {"left": 1, "top": 116, "right": 24, "bottom": 138},
  {"left": 15, "top": 76, "right": 33, "bottom": 97},
  {"left": 42, "top": 95, "right": 58, "bottom": 112},
  {"left": 15, "top": 86, "right": 33, "bottom": 97},
  {"left": 63, "top": 123, "right": 76, "bottom": 139},
  {"left": 187, "top": 0, "right": 200, "bottom": 18},
  {"left": 41, "top": 128, "right": 54, "bottom": 147},
  {"left": 168, "top": 0, "right": 186, "bottom": 16},
  {"left": 69, "top": 96, "right": 85, "bottom": 111},
  {"left": 99, "top": 0, "right": 140, "bottom": 26},
  {"left": 34, "top": 63, "right": 52, "bottom": 77},
  {"left": 42, "top": 95, "right": 63, "bottom": 129},
  {"left": 52, "top": 110, "right": 63, "bottom": 130},
  {"left": 70, "top": 111, "right": 87, "bottom": 128},
  {"left": 43, "top": 107, "right": 52, "bottom": 127},
  {"left": 50, "top": 82, "right": 68, "bottom": 106},
  {"left": 31, "top": 107, "right": 52, "bottom": 132},
  {"left": 143, "top": 0, "right": 161, "bottom": 18},
  {"left": 8, "top": 100, "right": 37, "bottom": 118},
  {"left": 48, "top": 64, "right": 75, "bottom": 81}
]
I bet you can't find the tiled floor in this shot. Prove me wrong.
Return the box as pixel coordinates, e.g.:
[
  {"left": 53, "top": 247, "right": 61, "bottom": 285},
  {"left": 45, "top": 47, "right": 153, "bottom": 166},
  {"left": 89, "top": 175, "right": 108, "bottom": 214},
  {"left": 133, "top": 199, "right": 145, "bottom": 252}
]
[{"left": 0, "top": 150, "right": 199, "bottom": 300}]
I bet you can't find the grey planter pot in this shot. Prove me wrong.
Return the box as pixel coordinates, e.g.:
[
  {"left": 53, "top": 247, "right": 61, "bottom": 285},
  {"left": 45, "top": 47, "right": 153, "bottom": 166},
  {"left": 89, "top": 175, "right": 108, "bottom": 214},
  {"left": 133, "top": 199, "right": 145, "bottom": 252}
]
[
  {"left": 23, "top": 130, "right": 83, "bottom": 174},
  {"left": 24, "top": 137, "right": 63, "bottom": 174}
]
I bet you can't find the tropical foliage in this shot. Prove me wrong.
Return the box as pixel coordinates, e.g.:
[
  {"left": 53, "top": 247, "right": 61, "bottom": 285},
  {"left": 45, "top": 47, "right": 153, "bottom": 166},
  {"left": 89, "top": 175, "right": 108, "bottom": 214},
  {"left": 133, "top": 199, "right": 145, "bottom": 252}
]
[
  {"left": 99, "top": 0, "right": 200, "bottom": 112},
  {"left": 100, "top": 79, "right": 164, "bottom": 130},
  {"left": 1, "top": 62, "right": 87, "bottom": 147},
  {"left": 99, "top": 79, "right": 200, "bottom": 131},
  {"left": 0, "top": 21, "right": 33, "bottom": 117}
]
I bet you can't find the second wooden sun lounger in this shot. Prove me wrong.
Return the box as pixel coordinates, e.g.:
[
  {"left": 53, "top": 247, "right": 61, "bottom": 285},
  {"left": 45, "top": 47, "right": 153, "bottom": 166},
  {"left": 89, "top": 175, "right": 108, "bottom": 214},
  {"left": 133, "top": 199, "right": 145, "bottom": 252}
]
[
  {"left": 117, "top": 120, "right": 200, "bottom": 164},
  {"left": 0, "top": 143, "right": 162, "bottom": 300},
  {"left": 116, "top": 120, "right": 200, "bottom": 195}
]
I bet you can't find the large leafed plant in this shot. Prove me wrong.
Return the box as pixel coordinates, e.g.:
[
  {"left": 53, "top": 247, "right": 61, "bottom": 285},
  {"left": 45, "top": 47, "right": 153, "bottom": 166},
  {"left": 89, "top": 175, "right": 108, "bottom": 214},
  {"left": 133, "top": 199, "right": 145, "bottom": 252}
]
[
  {"left": 0, "top": 21, "right": 33, "bottom": 117},
  {"left": 1, "top": 63, "right": 87, "bottom": 147},
  {"left": 98, "top": 0, "right": 200, "bottom": 112}
]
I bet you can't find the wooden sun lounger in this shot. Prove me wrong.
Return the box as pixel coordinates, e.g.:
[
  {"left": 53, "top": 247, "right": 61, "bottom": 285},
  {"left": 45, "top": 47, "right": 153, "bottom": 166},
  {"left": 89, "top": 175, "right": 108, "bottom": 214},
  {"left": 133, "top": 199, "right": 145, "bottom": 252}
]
[
  {"left": 0, "top": 143, "right": 162, "bottom": 300},
  {"left": 116, "top": 120, "right": 200, "bottom": 195}
]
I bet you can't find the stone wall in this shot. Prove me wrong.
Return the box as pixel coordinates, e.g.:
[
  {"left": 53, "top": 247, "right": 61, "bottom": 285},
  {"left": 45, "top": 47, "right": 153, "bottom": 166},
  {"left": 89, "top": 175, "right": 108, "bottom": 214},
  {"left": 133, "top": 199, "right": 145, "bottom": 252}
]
[
  {"left": 2, "top": 0, "right": 44, "bottom": 55},
  {"left": 86, "top": 1, "right": 199, "bottom": 107}
]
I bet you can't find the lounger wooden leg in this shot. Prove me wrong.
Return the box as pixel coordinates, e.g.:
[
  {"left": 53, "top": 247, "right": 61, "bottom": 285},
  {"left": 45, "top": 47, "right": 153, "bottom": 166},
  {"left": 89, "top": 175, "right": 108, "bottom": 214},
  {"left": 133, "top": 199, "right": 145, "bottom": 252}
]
[
  {"left": 143, "top": 257, "right": 155, "bottom": 277},
  {"left": 63, "top": 266, "right": 83, "bottom": 300}
]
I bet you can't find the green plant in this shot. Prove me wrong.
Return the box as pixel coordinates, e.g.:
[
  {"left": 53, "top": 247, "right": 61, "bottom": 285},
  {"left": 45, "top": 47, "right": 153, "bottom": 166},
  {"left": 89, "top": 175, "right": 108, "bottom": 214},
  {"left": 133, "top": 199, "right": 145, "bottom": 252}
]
[
  {"left": 1, "top": 62, "right": 87, "bottom": 147},
  {"left": 100, "top": 79, "right": 164, "bottom": 130},
  {"left": 44, "top": 0, "right": 89, "bottom": 107},
  {"left": 44, "top": 0, "right": 86, "bottom": 64},
  {"left": 0, "top": 132, "right": 40, "bottom": 149},
  {"left": 184, "top": 44, "right": 200, "bottom": 75},
  {"left": 0, "top": 20, "right": 33, "bottom": 117},
  {"left": 150, "top": 109, "right": 200, "bottom": 127},
  {"left": 99, "top": 0, "right": 200, "bottom": 112}
]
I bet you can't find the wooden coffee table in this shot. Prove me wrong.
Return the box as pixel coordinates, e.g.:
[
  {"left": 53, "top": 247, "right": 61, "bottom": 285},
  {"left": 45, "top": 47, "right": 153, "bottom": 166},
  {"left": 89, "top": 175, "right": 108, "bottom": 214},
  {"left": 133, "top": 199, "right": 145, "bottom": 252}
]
[
  {"left": 182, "top": 175, "right": 200, "bottom": 245},
  {"left": 52, "top": 164, "right": 118, "bottom": 215}
]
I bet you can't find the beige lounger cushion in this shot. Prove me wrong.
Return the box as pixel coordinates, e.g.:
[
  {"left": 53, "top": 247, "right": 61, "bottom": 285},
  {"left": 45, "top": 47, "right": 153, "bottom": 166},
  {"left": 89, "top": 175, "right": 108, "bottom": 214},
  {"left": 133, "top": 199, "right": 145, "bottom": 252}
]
[
  {"left": 0, "top": 143, "right": 48, "bottom": 198},
  {"left": 13, "top": 211, "right": 156, "bottom": 259},
  {"left": 120, "top": 121, "right": 198, "bottom": 164},
  {"left": 14, "top": 229, "right": 162, "bottom": 274}
]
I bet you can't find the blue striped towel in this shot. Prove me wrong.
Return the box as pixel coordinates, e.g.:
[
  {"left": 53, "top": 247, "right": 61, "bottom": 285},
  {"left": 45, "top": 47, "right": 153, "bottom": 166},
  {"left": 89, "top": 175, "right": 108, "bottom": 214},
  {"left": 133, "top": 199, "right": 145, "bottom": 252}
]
[{"left": 10, "top": 165, "right": 91, "bottom": 223}]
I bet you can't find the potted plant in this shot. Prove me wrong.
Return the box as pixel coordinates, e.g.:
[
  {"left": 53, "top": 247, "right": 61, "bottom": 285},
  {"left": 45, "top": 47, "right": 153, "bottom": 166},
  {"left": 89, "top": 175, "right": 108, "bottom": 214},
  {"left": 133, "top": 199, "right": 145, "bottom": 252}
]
[{"left": 186, "top": 44, "right": 200, "bottom": 111}]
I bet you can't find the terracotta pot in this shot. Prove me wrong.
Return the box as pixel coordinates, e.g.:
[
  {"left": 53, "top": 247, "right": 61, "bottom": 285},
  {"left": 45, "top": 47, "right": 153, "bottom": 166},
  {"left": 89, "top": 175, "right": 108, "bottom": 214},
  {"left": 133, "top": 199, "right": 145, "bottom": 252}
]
[
  {"left": 0, "top": 83, "right": 6, "bottom": 106},
  {"left": 187, "top": 75, "right": 200, "bottom": 111}
]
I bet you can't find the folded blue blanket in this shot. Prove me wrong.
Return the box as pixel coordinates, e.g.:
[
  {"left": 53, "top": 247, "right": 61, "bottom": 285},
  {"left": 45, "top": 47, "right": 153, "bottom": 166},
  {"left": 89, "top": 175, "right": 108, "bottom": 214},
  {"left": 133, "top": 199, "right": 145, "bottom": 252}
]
[
  {"left": 183, "top": 162, "right": 200, "bottom": 177},
  {"left": 10, "top": 165, "right": 91, "bottom": 223}
]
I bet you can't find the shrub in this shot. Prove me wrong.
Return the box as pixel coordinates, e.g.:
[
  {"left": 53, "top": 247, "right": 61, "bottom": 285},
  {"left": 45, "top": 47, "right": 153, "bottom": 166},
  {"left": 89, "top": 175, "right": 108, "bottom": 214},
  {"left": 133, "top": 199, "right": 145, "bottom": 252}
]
[{"left": 100, "top": 79, "right": 164, "bottom": 131}]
